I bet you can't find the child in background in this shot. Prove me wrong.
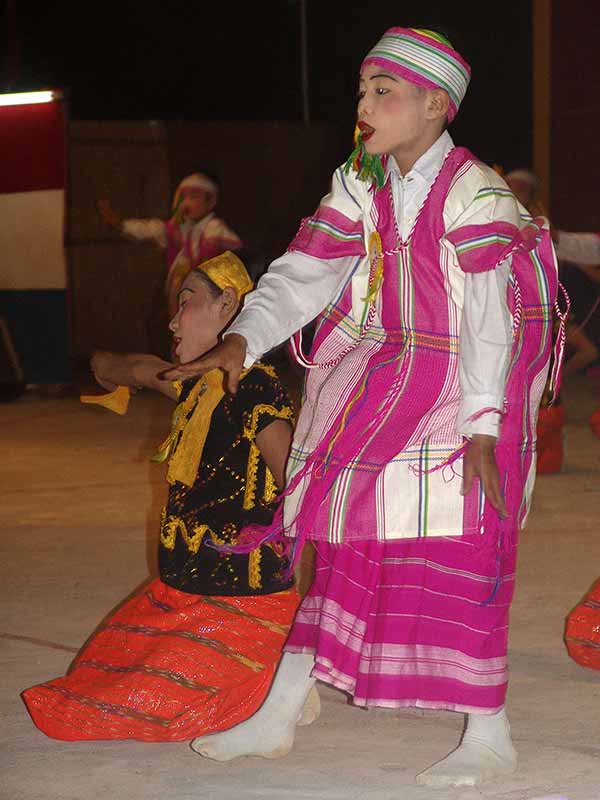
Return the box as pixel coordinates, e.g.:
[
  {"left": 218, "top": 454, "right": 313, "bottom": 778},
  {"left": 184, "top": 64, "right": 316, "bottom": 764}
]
[
  {"left": 22, "top": 251, "right": 319, "bottom": 743},
  {"left": 98, "top": 171, "right": 242, "bottom": 317}
]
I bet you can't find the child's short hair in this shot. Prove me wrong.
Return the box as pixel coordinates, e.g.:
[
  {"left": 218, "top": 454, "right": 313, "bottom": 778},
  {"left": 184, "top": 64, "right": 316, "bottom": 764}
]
[{"left": 191, "top": 269, "right": 226, "bottom": 299}]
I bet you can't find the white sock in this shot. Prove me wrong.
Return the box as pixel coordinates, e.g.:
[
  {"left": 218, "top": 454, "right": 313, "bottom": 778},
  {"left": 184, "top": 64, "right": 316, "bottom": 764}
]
[
  {"left": 296, "top": 684, "right": 321, "bottom": 727},
  {"left": 191, "top": 652, "right": 316, "bottom": 761},
  {"left": 416, "top": 707, "right": 518, "bottom": 788}
]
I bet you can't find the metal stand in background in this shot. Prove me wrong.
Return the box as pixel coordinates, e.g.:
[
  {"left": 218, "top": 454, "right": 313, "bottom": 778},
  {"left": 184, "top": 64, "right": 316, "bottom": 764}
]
[
  {"left": 299, "top": 0, "right": 310, "bottom": 125},
  {"left": 0, "top": 316, "right": 25, "bottom": 401}
]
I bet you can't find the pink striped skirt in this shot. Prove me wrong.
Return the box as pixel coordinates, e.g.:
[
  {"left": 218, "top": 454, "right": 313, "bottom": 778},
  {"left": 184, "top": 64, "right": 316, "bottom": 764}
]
[{"left": 285, "top": 536, "right": 517, "bottom": 713}]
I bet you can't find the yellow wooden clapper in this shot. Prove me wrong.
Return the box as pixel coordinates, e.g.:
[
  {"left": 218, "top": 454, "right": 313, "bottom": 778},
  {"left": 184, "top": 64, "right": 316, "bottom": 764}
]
[{"left": 80, "top": 385, "right": 131, "bottom": 415}]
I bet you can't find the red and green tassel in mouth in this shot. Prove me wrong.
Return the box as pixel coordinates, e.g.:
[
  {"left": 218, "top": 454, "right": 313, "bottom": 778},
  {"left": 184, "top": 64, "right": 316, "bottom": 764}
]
[{"left": 342, "top": 124, "right": 386, "bottom": 189}]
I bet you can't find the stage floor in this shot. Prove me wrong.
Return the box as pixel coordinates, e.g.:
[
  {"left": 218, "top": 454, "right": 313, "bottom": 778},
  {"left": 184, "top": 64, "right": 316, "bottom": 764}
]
[{"left": 3, "top": 375, "right": 600, "bottom": 800}]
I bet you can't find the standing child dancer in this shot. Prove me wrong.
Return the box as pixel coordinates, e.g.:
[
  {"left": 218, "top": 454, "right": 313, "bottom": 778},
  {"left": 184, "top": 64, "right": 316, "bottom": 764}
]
[
  {"left": 167, "top": 28, "right": 559, "bottom": 787},
  {"left": 22, "top": 252, "right": 320, "bottom": 743},
  {"left": 98, "top": 171, "right": 242, "bottom": 317}
]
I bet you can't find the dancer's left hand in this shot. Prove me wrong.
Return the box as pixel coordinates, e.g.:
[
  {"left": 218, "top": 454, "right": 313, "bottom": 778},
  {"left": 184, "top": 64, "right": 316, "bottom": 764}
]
[{"left": 461, "top": 434, "right": 508, "bottom": 518}]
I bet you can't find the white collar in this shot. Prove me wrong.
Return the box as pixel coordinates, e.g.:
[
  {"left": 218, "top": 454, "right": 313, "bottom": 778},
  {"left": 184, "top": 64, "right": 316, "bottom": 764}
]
[
  {"left": 386, "top": 131, "right": 454, "bottom": 184},
  {"left": 181, "top": 211, "right": 216, "bottom": 233}
]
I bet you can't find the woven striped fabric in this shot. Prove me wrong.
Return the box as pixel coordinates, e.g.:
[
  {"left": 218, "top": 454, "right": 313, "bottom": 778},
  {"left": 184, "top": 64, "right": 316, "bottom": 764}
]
[
  {"left": 286, "top": 537, "right": 516, "bottom": 712},
  {"left": 288, "top": 167, "right": 367, "bottom": 260},
  {"left": 362, "top": 28, "right": 471, "bottom": 122},
  {"left": 280, "top": 147, "right": 556, "bottom": 547},
  {"left": 22, "top": 579, "right": 299, "bottom": 741},
  {"left": 226, "top": 148, "right": 556, "bottom": 558},
  {"left": 446, "top": 221, "right": 519, "bottom": 272},
  {"left": 289, "top": 204, "right": 365, "bottom": 260},
  {"left": 565, "top": 579, "right": 600, "bottom": 671}
]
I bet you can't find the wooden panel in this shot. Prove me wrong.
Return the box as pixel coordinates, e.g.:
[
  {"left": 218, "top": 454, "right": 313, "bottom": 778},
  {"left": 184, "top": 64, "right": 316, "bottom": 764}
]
[
  {"left": 67, "top": 122, "right": 171, "bottom": 359},
  {"left": 166, "top": 121, "right": 347, "bottom": 262},
  {"left": 67, "top": 120, "right": 346, "bottom": 359},
  {"left": 69, "top": 241, "right": 169, "bottom": 359},
  {"left": 550, "top": 1, "right": 600, "bottom": 228},
  {"left": 533, "top": 0, "right": 552, "bottom": 211}
]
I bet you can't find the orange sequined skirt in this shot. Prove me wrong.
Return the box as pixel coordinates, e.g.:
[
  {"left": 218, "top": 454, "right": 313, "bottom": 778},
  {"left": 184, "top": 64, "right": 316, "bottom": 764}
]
[
  {"left": 565, "top": 579, "right": 600, "bottom": 671},
  {"left": 536, "top": 404, "right": 566, "bottom": 474},
  {"left": 590, "top": 406, "right": 600, "bottom": 440},
  {"left": 22, "top": 579, "right": 300, "bottom": 741}
]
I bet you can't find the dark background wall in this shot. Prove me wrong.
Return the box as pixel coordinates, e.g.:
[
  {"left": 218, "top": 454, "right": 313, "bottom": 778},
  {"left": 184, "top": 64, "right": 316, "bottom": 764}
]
[
  {"left": 165, "top": 121, "right": 347, "bottom": 260},
  {"left": 68, "top": 120, "right": 345, "bottom": 359},
  {"left": 7, "top": 2, "right": 533, "bottom": 166},
  {"left": 5, "top": 1, "right": 539, "bottom": 365},
  {"left": 8, "top": 2, "right": 600, "bottom": 377},
  {"left": 550, "top": 1, "right": 600, "bottom": 229}
]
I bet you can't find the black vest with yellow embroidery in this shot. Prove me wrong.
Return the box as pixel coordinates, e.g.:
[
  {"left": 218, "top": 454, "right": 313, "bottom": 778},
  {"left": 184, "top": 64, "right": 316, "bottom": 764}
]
[{"left": 158, "top": 363, "right": 294, "bottom": 596}]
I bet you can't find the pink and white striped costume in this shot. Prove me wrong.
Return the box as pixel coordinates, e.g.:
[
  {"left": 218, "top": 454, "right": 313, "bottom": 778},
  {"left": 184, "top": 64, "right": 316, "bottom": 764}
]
[
  {"left": 122, "top": 173, "right": 241, "bottom": 316},
  {"left": 122, "top": 213, "right": 241, "bottom": 273},
  {"left": 227, "top": 132, "right": 558, "bottom": 712}
]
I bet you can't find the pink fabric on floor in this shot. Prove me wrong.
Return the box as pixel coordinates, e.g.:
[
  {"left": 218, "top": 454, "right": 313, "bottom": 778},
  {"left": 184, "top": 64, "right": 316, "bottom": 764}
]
[{"left": 285, "top": 536, "right": 516, "bottom": 714}]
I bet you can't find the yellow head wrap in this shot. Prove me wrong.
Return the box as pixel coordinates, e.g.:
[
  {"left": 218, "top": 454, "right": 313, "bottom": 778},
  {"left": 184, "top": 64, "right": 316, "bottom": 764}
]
[{"left": 196, "top": 250, "right": 253, "bottom": 299}]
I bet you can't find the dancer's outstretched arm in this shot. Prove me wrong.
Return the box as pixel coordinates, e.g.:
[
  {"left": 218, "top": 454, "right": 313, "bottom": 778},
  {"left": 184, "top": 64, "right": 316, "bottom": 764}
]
[
  {"left": 91, "top": 351, "right": 178, "bottom": 400},
  {"left": 162, "top": 252, "right": 354, "bottom": 391},
  {"left": 97, "top": 198, "right": 168, "bottom": 248}
]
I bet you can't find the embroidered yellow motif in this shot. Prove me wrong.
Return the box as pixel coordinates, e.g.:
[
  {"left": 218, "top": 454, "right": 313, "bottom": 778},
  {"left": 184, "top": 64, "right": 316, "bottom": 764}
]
[
  {"left": 161, "top": 515, "right": 265, "bottom": 589},
  {"left": 250, "top": 363, "right": 278, "bottom": 380},
  {"left": 206, "top": 525, "right": 263, "bottom": 590},
  {"left": 160, "top": 515, "right": 213, "bottom": 554},
  {"left": 159, "top": 507, "right": 168, "bottom": 545},
  {"left": 204, "top": 526, "right": 229, "bottom": 548},
  {"left": 248, "top": 548, "right": 262, "bottom": 590},
  {"left": 242, "top": 403, "right": 294, "bottom": 510},
  {"left": 243, "top": 442, "right": 261, "bottom": 511},
  {"left": 263, "top": 468, "right": 277, "bottom": 504}
]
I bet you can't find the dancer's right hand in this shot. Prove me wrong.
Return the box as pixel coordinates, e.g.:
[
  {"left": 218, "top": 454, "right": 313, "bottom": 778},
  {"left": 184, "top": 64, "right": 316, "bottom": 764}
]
[
  {"left": 91, "top": 350, "right": 131, "bottom": 390},
  {"left": 97, "top": 198, "right": 122, "bottom": 229},
  {"left": 160, "top": 333, "right": 247, "bottom": 394}
]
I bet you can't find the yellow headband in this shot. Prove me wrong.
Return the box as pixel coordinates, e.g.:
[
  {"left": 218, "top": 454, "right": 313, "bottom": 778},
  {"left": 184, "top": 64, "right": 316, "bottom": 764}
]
[{"left": 197, "top": 251, "right": 253, "bottom": 298}]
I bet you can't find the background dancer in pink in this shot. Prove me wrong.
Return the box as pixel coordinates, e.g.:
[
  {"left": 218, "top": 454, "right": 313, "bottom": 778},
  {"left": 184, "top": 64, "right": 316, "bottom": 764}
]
[
  {"left": 98, "top": 171, "right": 241, "bottom": 318},
  {"left": 166, "top": 27, "right": 559, "bottom": 788}
]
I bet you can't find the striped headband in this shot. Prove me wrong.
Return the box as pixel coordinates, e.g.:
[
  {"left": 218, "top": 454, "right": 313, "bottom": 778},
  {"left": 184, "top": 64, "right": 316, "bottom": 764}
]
[
  {"left": 505, "top": 169, "right": 540, "bottom": 191},
  {"left": 171, "top": 173, "right": 219, "bottom": 215},
  {"left": 361, "top": 28, "right": 471, "bottom": 122},
  {"left": 177, "top": 173, "right": 219, "bottom": 196}
]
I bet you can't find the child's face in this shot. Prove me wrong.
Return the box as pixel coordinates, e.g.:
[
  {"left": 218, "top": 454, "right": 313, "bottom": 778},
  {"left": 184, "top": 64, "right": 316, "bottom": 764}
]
[
  {"left": 179, "top": 186, "right": 216, "bottom": 222},
  {"left": 169, "top": 273, "right": 237, "bottom": 363},
  {"left": 357, "top": 65, "right": 433, "bottom": 164},
  {"left": 505, "top": 177, "right": 535, "bottom": 210}
]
